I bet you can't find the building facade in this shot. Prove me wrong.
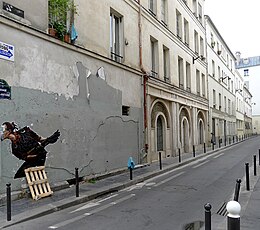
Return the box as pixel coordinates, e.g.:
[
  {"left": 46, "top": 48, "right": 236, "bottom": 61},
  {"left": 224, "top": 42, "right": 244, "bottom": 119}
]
[{"left": 205, "top": 15, "right": 236, "bottom": 146}]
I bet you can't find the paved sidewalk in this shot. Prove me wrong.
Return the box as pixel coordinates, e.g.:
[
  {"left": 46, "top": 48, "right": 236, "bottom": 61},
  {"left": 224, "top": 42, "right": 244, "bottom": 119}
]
[{"left": 0, "top": 139, "right": 258, "bottom": 229}]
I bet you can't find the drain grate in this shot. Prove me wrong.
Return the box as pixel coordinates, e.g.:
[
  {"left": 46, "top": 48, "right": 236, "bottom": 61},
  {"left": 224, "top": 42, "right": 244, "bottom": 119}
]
[{"left": 217, "top": 202, "right": 228, "bottom": 216}]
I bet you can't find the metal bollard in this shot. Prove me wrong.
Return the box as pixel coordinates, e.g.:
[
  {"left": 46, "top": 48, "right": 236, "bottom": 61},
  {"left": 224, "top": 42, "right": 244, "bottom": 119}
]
[
  {"left": 6, "top": 183, "right": 11, "bottom": 221},
  {"left": 227, "top": 201, "right": 241, "bottom": 230},
  {"left": 233, "top": 136, "right": 235, "bottom": 143},
  {"left": 159, "top": 151, "right": 162, "bottom": 170},
  {"left": 245, "top": 163, "right": 250, "bottom": 191},
  {"left": 234, "top": 179, "right": 241, "bottom": 202},
  {"left": 204, "top": 143, "right": 206, "bottom": 153},
  {"left": 75, "top": 168, "right": 79, "bottom": 197},
  {"left": 204, "top": 203, "right": 212, "bottom": 230},
  {"left": 212, "top": 142, "right": 214, "bottom": 151},
  {"left": 254, "top": 155, "right": 257, "bottom": 176},
  {"left": 178, "top": 148, "right": 181, "bottom": 163},
  {"left": 219, "top": 138, "right": 221, "bottom": 148},
  {"left": 130, "top": 167, "right": 133, "bottom": 180},
  {"left": 193, "top": 145, "right": 195, "bottom": 157}
]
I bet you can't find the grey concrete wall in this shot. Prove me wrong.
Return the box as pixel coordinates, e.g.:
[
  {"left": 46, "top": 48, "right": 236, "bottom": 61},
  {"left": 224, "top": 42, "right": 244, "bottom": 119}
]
[{"left": 0, "top": 17, "right": 143, "bottom": 193}]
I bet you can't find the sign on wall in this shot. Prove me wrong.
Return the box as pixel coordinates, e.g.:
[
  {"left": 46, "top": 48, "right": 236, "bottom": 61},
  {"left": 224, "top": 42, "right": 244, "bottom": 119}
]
[
  {"left": 0, "top": 41, "right": 14, "bottom": 62},
  {"left": 3, "top": 2, "right": 24, "bottom": 18},
  {"left": 0, "top": 79, "right": 11, "bottom": 99}
]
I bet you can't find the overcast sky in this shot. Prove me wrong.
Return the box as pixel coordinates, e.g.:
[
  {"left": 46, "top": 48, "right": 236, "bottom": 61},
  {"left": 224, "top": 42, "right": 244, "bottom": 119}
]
[{"left": 204, "top": 0, "right": 260, "bottom": 58}]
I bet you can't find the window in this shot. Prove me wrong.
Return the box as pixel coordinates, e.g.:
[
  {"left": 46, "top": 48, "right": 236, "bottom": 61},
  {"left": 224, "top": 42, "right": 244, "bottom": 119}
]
[
  {"left": 212, "top": 60, "right": 215, "bottom": 78},
  {"left": 193, "top": 0, "right": 197, "bottom": 16},
  {"left": 163, "top": 46, "right": 170, "bottom": 81},
  {"left": 218, "top": 66, "right": 221, "bottom": 80},
  {"left": 201, "top": 73, "right": 205, "bottom": 97},
  {"left": 178, "top": 56, "right": 184, "bottom": 89},
  {"left": 186, "top": 62, "right": 191, "bottom": 92},
  {"left": 194, "top": 30, "right": 199, "bottom": 54},
  {"left": 224, "top": 96, "right": 227, "bottom": 112},
  {"left": 219, "top": 93, "right": 222, "bottom": 110},
  {"left": 196, "top": 69, "right": 200, "bottom": 95},
  {"left": 198, "top": 3, "right": 202, "bottom": 22},
  {"left": 110, "top": 11, "right": 123, "bottom": 63},
  {"left": 213, "top": 90, "right": 216, "bottom": 108},
  {"left": 176, "top": 10, "right": 182, "bottom": 39},
  {"left": 150, "top": 37, "right": 158, "bottom": 77},
  {"left": 228, "top": 99, "right": 231, "bottom": 114},
  {"left": 200, "top": 36, "right": 204, "bottom": 57},
  {"left": 161, "top": 0, "right": 167, "bottom": 25},
  {"left": 184, "top": 18, "right": 189, "bottom": 45},
  {"left": 149, "top": 0, "right": 157, "bottom": 15}
]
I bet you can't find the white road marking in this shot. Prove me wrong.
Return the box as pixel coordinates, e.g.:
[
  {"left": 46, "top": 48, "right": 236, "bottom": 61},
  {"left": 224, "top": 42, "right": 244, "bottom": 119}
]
[
  {"left": 213, "top": 152, "right": 225, "bottom": 159},
  {"left": 153, "top": 172, "right": 185, "bottom": 187},
  {"left": 70, "top": 194, "right": 118, "bottom": 213},
  {"left": 192, "top": 160, "right": 210, "bottom": 169},
  {"left": 49, "top": 194, "right": 135, "bottom": 229}
]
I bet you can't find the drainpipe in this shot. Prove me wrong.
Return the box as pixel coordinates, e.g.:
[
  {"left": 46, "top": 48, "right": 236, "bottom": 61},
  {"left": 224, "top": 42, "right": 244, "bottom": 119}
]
[{"left": 138, "top": 0, "right": 148, "bottom": 160}]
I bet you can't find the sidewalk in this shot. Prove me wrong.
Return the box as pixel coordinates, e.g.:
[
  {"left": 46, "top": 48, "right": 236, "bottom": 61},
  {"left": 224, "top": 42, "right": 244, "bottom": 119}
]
[{"left": 0, "top": 139, "right": 258, "bottom": 229}]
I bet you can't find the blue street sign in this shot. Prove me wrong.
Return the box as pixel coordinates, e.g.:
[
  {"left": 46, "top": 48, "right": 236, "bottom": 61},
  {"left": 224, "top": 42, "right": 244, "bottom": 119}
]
[{"left": 0, "top": 41, "right": 14, "bottom": 62}]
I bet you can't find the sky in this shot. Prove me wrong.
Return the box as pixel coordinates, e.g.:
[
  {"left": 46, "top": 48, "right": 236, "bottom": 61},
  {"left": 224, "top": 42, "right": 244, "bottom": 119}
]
[{"left": 204, "top": 0, "right": 260, "bottom": 58}]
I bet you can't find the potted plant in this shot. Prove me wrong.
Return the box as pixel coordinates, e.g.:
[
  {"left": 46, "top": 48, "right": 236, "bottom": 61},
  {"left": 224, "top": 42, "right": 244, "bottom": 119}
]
[{"left": 48, "top": 0, "right": 78, "bottom": 40}]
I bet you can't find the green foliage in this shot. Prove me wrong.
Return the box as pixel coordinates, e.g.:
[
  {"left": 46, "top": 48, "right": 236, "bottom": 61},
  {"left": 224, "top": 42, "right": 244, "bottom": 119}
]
[{"left": 48, "top": 0, "right": 78, "bottom": 37}]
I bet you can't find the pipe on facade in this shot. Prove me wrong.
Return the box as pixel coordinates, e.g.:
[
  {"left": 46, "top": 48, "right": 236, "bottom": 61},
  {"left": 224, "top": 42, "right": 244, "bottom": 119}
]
[{"left": 138, "top": 0, "right": 148, "bottom": 155}]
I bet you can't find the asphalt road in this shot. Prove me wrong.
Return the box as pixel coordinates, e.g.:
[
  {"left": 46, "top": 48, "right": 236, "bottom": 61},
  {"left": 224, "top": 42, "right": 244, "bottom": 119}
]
[{"left": 7, "top": 138, "right": 260, "bottom": 230}]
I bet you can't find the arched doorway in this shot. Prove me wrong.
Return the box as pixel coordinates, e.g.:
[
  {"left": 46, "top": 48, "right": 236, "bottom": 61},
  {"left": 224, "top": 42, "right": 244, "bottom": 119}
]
[
  {"left": 157, "top": 116, "right": 163, "bottom": 151},
  {"left": 198, "top": 120, "right": 204, "bottom": 144},
  {"left": 197, "top": 111, "right": 206, "bottom": 145},
  {"left": 181, "top": 117, "right": 190, "bottom": 153}
]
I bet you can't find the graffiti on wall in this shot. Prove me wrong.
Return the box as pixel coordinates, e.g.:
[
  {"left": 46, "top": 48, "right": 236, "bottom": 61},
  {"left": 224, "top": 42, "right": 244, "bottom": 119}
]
[{"left": 1, "top": 121, "right": 60, "bottom": 179}]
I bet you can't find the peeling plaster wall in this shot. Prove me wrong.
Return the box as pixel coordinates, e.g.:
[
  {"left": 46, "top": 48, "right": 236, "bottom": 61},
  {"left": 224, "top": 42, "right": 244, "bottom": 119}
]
[{"left": 0, "top": 18, "right": 143, "bottom": 193}]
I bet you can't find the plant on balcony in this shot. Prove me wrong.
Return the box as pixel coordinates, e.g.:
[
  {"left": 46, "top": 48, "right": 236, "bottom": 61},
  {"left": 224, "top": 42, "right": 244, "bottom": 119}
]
[{"left": 48, "top": 0, "right": 78, "bottom": 40}]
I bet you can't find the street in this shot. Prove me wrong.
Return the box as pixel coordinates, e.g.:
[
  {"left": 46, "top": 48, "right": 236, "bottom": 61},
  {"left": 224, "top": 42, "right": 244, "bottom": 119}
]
[{"left": 6, "top": 138, "right": 259, "bottom": 230}]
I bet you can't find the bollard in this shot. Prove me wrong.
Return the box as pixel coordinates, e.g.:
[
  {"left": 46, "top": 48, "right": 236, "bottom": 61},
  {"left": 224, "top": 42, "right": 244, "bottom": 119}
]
[
  {"left": 204, "top": 143, "right": 206, "bottom": 153},
  {"left": 193, "top": 145, "right": 195, "bottom": 157},
  {"left": 178, "top": 148, "right": 181, "bottom": 163},
  {"left": 212, "top": 142, "right": 214, "bottom": 151},
  {"left": 219, "top": 138, "right": 221, "bottom": 148},
  {"left": 204, "top": 203, "right": 212, "bottom": 230},
  {"left": 227, "top": 201, "right": 241, "bottom": 230},
  {"left": 254, "top": 155, "right": 257, "bottom": 176},
  {"left": 159, "top": 151, "right": 162, "bottom": 170},
  {"left": 234, "top": 179, "right": 242, "bottom": 202},
  {"left": 224, "top": 137, "right": 226, "bottom": 146},
  {"left": 6, "top": 183, "right": 11, "bottom": 221},
  {"left": 130, "top": 167, "right": 133, "bottom": 180},
  {"left": 233, "top": 136, "right": 235, "bottom": 143},
  {"left": 75, "top": 168, "right": 79, "bottom": 197},
  {"left": 245, "top": 163, "right": 250, "bottom": 191}
]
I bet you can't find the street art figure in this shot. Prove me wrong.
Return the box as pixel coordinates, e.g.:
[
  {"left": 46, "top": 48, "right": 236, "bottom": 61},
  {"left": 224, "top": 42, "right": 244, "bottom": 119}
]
[{"left": 1, "top": 122, "right": 60, "bottom": 179}]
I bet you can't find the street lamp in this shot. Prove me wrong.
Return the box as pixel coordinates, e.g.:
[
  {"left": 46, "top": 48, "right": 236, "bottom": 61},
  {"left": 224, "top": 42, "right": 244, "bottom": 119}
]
[{"left": 193, "top": 55, "right": 205, "bottom": 64}]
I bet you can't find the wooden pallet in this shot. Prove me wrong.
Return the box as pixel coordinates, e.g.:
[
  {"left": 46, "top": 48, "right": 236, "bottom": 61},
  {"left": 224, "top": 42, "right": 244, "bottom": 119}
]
[{"left": 24, "top": 166, "right": 53, "bottom": 200}]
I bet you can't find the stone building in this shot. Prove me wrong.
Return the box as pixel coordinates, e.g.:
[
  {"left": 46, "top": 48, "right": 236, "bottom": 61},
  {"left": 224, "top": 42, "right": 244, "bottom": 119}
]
[{"left": 205, "top": 15, "right": 236, "bottom": 146}]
